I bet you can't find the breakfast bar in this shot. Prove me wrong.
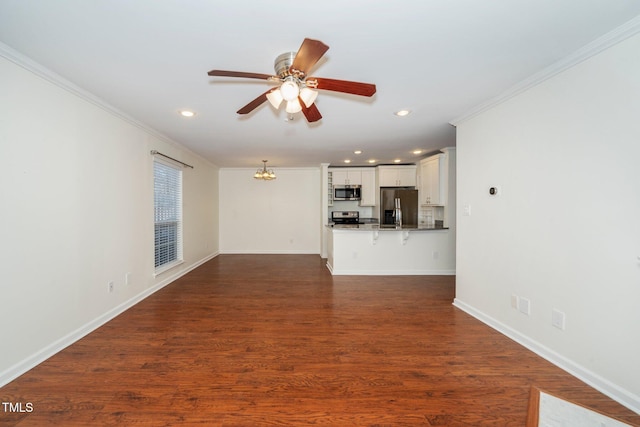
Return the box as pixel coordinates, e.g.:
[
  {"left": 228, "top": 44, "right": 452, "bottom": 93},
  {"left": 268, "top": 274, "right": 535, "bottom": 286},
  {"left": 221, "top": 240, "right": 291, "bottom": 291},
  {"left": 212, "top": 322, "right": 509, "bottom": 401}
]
[{"left": 326, "top": 225, "right": 455, "bottom": 275}]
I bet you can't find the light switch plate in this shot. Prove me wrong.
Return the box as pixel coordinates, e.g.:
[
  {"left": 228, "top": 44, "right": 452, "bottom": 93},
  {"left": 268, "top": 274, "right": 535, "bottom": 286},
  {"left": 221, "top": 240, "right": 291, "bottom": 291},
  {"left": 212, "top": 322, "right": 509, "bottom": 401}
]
[
  {"left": 518, "top": 297, "right": 531, "bottom": 315},
  {"left": 552, "top": 309, "right": 566, "bottom": 330}
]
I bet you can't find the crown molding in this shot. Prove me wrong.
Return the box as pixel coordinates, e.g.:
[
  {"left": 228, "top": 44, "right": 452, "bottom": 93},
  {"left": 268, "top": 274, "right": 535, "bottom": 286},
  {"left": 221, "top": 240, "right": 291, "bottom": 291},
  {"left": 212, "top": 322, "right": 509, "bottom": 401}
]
[
  {"left": 0, "top": 42, "right": 160, "bottom": 135},
  {"left": 450, "top": 15, "right": 640, "bottom": 126},
  {"left": 0, "top": 41, "right": 218, "bottom": 168}
]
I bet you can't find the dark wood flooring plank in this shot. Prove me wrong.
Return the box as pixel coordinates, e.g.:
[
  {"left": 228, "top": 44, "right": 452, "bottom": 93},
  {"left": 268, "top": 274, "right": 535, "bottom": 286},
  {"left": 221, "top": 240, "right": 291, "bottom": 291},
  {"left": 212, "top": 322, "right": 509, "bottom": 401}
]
[{"left": 1, "top": 254, "right": 638, "bottom": 426}]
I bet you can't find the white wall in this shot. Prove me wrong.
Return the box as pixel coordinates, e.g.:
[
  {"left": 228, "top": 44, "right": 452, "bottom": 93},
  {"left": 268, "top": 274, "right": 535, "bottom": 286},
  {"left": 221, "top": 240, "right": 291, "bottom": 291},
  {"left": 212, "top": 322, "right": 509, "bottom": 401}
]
[
  {"left": 0, "top": 52, "right": 219, "bottom": 386},
  {"left": 454, "top": 32, "right": 640, "bottom": 411},
  {"left": 219, "top": 168, "right": 321, "bottom": 253}
]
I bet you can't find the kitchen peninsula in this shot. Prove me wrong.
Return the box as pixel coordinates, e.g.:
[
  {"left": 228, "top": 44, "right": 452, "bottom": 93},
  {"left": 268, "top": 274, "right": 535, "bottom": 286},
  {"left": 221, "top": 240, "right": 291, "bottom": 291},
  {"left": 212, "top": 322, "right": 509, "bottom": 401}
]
[
  {"left": 326, "top": 224, "right": 454, "bottom": 275},
  {"left": 321, "top": 147, "right": 456, "bottom": 276}
]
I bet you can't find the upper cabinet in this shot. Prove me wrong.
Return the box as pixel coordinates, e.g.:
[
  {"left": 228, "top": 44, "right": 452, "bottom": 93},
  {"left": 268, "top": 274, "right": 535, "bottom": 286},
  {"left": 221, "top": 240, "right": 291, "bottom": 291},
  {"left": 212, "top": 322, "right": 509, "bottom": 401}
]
[
  {"left": 331, "top": 169, "right": 362, "bottom": 186},
  {"left": 377, "top": 165, "right": 417, "bottom": 187},
  {"left": 419, "top": 154, "right": 446, "bottom": 206},
  {"left": 328, "top": 167, "right": 376, "bottom": 206},
  {"left": 359, "top": 169, "right": 376, "bottom": 206}
]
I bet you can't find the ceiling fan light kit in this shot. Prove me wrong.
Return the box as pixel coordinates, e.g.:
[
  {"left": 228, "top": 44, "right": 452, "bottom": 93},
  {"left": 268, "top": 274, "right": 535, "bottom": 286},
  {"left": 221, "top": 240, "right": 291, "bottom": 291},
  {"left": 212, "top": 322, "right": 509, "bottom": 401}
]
[
  {"left": 285, "top": 100, "right": 302, "bottom": 114},
  {"left": 266, "top": 90, "right": 283, "bottom": 109},
  {"left": 279, "top": 78, "right": 299, "bottom": 101},
  {"left": 299, "top": 87, "right": 318, "bottom": 107},
  {"left": 208, "top": 38, "right": 376, "bottom": 123}
]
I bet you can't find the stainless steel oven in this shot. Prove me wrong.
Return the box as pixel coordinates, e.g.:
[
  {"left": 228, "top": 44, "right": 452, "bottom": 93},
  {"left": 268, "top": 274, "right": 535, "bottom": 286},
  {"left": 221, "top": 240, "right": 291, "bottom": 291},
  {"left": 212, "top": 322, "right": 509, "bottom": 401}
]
[{"left": 331, "top": 211, "right": 360, "bottom": 228}]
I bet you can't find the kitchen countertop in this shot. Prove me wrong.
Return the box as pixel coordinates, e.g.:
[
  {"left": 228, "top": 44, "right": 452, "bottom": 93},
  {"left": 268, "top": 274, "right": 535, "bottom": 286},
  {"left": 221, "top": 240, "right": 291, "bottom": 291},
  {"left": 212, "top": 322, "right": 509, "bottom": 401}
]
[{"left": 327, "top": 224, "right": 448, "bottom": 231}]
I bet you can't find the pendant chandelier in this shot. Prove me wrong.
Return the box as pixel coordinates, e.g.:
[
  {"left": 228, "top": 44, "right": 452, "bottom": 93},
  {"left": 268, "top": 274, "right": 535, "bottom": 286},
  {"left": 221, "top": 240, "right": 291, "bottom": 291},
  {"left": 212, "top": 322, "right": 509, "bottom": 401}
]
[{"left": 254, "top": 160, "right": 276, "bottom": 181}]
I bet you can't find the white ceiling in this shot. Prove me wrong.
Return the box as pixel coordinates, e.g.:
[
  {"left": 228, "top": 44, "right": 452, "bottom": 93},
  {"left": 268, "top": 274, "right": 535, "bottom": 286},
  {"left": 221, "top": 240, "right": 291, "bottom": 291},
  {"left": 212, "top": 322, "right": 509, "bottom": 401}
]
[{"left": 2, "top": 1, "right": 640, "bottom": 168}]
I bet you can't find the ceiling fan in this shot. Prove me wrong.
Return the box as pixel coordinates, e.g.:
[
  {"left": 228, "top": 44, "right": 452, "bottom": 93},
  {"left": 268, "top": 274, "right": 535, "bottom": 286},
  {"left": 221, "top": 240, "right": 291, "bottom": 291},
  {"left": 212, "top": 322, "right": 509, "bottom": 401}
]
[{"left": 207, "top": 38, "right": 376, "bottom": 123}]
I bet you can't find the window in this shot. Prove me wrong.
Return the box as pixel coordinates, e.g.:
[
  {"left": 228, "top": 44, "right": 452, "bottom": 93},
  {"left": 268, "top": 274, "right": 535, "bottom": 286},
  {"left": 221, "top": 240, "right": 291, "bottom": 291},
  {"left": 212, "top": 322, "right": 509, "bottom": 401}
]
[{"left": 154, "top": 160, "right": 183, "bottom": 272}]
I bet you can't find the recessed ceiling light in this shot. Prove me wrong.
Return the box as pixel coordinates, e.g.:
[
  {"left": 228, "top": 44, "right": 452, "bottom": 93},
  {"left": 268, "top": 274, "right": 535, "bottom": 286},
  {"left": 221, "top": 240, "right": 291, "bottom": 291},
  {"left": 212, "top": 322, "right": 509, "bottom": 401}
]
[
  {"left": 344, "top": 159, "right": 351, "bottom": 164},
  {"left": 412, "top": 149, "right": 423, "bottom": 155},
  {"left": 394, "top": 109, "right": 411, "bottom": 117},
  {"left": 368, "top": 159, "right": 376, "bottom": 164},
  {"left": 354, "top": 150, "right": 363, "bottom": 155},
  {"left": 179, "top": 110, "right": 196, "bottom": 117},
  {"left": 393, "top": 159, "right": 402, "bottom": 163}
]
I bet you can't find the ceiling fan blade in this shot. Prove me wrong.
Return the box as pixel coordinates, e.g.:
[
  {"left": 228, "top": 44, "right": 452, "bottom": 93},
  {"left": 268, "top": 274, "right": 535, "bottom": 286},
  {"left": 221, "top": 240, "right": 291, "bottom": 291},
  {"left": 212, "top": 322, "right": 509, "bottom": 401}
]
[
  {"left": 308, "top": 77, "right": 376, "bottom": 97},
  {"left": 208, "top": 69, "right": 275, "bottom": 80},
  {"left": 290, "top": 38, "right": 329, "bottom": 75},
  {"left": 299, "top": 97, "right": 322, "bottom": 123},
  {"left": 236, "top": 89, "right": 273, "bottom": 115}
]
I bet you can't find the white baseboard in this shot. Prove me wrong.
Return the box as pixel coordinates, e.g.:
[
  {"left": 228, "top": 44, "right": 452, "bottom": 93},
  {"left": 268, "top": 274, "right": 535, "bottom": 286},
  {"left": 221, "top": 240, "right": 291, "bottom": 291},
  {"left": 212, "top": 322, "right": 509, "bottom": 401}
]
[
  {"left": 452, "top": 298, "right": 640, "bottom": 415},
  {"left": 325, "top": 261, "right": 334, "bottom": 274},
  {"left": 329, "top": 268, "right": 456, "bottom": 276},
  {"left": 219, "top": 250, "right": 320, "bottom": 254},
  {"left": 0, "top": 252, "right": 219, "bottom": 388}
]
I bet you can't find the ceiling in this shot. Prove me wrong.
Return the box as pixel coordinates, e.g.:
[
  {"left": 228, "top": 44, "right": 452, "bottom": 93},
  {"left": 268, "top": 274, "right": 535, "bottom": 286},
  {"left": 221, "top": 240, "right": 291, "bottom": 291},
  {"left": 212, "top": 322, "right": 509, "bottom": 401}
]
[{"left": 2, "top": 1, "right": 640, "bottom": 168}]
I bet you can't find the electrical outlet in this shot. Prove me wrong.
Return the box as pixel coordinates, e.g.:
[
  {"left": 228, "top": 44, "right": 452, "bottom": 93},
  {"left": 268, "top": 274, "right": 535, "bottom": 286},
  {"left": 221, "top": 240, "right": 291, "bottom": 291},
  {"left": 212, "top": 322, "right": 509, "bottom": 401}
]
[
  {"left": 432, "top": 251, "right": 439, "bottom": 260},
  {"left": 552, "top": 309, "right": 566, "bottom": 330},
  {"left": 108, "top": 281, "right": 114, "bottom": 293}
]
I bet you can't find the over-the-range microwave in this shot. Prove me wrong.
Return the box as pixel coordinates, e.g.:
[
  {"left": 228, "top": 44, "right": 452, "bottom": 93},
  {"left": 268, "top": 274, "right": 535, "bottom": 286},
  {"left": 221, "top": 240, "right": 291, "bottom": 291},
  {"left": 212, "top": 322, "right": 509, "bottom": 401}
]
[{"left": 334, "top": 185, "right": 361, "bottom": 201}]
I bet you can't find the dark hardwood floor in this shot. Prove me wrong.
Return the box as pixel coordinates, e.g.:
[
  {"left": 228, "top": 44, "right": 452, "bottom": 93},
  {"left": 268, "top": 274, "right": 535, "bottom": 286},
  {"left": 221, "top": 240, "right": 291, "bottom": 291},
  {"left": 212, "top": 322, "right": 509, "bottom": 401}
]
[{"left": 1, "top": 254, "right": 638, "bottom": 426}]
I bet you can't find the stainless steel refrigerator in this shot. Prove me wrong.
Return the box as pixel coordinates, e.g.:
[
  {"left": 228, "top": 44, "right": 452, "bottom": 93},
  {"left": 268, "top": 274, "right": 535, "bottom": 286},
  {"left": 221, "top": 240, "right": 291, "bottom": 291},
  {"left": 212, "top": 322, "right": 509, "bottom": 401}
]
[{"left": 380, "top": 188, "right": 419, "bottom": 227}]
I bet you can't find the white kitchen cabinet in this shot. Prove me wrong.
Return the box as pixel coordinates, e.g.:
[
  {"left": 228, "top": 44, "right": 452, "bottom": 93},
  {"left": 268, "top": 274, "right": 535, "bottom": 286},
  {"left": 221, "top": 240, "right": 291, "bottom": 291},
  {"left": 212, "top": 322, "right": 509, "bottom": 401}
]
[
  {"left": 397, "top": 167, "right": 417, "bottom": 186},
  {"left": 359, "top": 169, "right": 376, "bottom": 206},
  {"left": 331, "top": 169, "right": 362, "bottom": 186},
  {"left": 377, "top": 165, "right": 417, "bottom": 187},
  {"left": 329, "top": 167, "right": 376, "bottom": 206},
  {"left": 327, "top": 170, "right": 334, "bottom": 206},
  {"left": 419, "top": 154, "right": 446, "bottom": 205}
]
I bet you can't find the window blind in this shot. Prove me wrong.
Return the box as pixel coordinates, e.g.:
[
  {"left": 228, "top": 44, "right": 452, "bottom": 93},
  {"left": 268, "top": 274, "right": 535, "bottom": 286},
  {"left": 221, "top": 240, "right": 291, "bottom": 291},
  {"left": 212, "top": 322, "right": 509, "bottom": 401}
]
[{"left": 154, "top": 160, "right": 183, "bottom": 270}]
